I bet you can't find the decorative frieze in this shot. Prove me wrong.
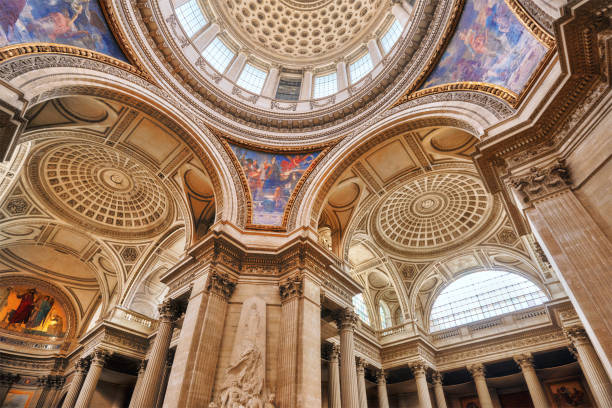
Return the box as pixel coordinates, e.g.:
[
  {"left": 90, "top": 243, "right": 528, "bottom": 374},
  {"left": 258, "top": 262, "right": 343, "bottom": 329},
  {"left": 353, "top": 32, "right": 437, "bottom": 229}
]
[{"left": 509, "top": 159, "right": 571, "bottom": 204}]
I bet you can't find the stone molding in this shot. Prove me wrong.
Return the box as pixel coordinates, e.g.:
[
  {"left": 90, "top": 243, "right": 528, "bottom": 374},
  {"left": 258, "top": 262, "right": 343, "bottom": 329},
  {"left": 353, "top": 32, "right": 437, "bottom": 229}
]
[
  {"left": 0, "top": 372, "right": 20, "bottom": 386},
  {"left": 509, "top": 159, "right": 571, "bottom": 204}
]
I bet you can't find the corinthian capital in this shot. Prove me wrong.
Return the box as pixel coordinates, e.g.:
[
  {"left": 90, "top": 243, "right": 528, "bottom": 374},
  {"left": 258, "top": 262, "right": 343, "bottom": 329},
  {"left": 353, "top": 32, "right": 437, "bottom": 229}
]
[
  {"left": 334, "top": 307, "right": 359, "bottom": 330},
  {"left": 509, "top": 159, "right": 571, "bottom": 204},
  {"left": 207, "top": 271, "right": 236, "bottom": 299},
  {"left": 564, "top": 326, "right": 590, "bottom": 347},
  {"left": 90, "top": 349, "right": 111, "bottom": 366},
  {"left": 467, "top": 363, "right": 486, "bottom": 378},
  {"left": 158, "top": 299, "right": 179, "bottom": 322},
  {"left": 409, "top": 360, "right": 429, "bottom": 377},
  {"left": 279, "top": 274, "right": 303, "bottom": 301},
  {"left": 75, "top": 358, "right": 90, "bottom": 373},
  {"left": 513, "top": 353, "right": 534, "bottom": 370},
  {"left": 356, "top": 357, "right": 367, "bottom": 374}
]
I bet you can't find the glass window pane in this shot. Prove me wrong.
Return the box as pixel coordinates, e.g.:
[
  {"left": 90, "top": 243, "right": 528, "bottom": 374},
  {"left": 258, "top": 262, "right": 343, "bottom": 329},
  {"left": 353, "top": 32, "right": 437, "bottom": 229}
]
[
  {"left": 380, "top": 19, "right": 403, "bottom": 53},
  {"left": 429, "top": 271, "right": 547, "bottom": 332},
  {"left": 313, "top": 72, "right": 337, "bottom": 98},
  {"left": 352, "top": 294, "right": 370, "bottom": 324},
  {"left": 202, "top": 37, "right": 235, "bottom": 73},
  {"left": 276, "top": 77, "right": 302, "bottom": 101},
  {"left": 176, "top": 0, "right": 207, "bottom": 38},
  {"left": 237, "top": 64, "right": 267, "bottom": 94},
  {"left": 349, "top": 54, "right": 373, "bottom": 84}
]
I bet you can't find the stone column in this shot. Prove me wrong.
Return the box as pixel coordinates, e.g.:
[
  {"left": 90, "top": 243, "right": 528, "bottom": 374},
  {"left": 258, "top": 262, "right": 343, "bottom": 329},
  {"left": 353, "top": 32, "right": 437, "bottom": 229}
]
[
  {"left": 467, "top": 364, "right": 493, "bottom": 408},
  {"left": 61, "top": 359, "right": 89, "bottom": 408},
  {"left": 300, "top": 67, "right": 313, "bottom": 100},
  {"left": 336, "top": 59, "right": 348, "bottom": 91},
  {"left": 183, "top": 272, "right": 235, "bottom": 407},
  {"left": 513, "top": 354, "right": 548, "bottom": 408},
  {"left": 277, "top": 275, "right": 302, "bottom": 408},
  {"left": 409, "top": 362, "right": 433, "bottom": 408},
  {"left": 391, "top": 3, "right": 410, "bottom": 26},
  {"left": 565, "top": 326, "right": 612, "bottom": 407},
  {"left": 509, "top": 159, "right": 612, "bottom": 377},
  {"left": 0, "top": 373, "right": 20, "bottom": 405},
  {"left": 226, "top": 52, "right": 248, "bottom": 81},
  {"left": 128, "top": 360, "right": 147, "bottom": 408},
  {"left": 46, "top": 376, "right": 66, "bottom": 408},
  {"left": 367, "top": 37, "right": 383, "bottom": 65},
  {"left": 74, "top": 349, "right": 110, "bottom": 408},
  {"left": 432, "top": 372, "right": 447, "bottom": 408},
  {"left": 376, "top": 370, "right": 389, "bottom": 408},
  {"left": 335, "top": 308, "right": 360, "bottom": 408},
  {"left": 133, "top": 300, "right": 178, "bottom": 408},
  {"left": 356, "top": 357, "right": 368, "bottom": 408},
  {"left": 156, "top": 349, "right": 175, "bottom": 408},
  {"left": 262, "top": 65, "right": 280, "bottom": 98},
  {"left": 328, "top": 344, "right": 341, "bottom": 408}
]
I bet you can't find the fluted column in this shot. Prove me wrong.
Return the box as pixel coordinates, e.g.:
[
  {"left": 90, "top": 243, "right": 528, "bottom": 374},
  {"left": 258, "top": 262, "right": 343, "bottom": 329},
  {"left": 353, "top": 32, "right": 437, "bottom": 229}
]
[
  {"left": 61, "top": 359, "right": 89, "bottom": 408},
  {"left": 356, "top": 357, "right": 368, "bottom": 408},
  {"left": 432, "top": 372, "right": 447, "bottom": 408},
  {"left": 156, "top": 350, "right": 175, "bottom": 408},
  {"left": 128, "top": 360, "right": 147, "bottom": 408},
  {"left": 74, "top": 349, "right": 110, "bottom": 408},
  {"left": 328, "top": 344, "right": 342, "bottom": 408},
  {"left": 409, "top": 362, "right": 433, "bottom": 408},
  {"left": 514, "top": 354, "right": 548, "bottom": 408},
  {"left": 467, "top": 364, "right": 493, "bottom": 408},
  {"left": 46, "top": 376, "right": 66, "bottom": 408},
  {"left": 565, "top": 326, "right": 612, "bottom": 408},
  {"left": 184, "top": 272, "right": 235, "bottom": 407},
  {"left": 335, "top": 308, "right": 359, "bottom": 408},
  {"left": 0, "top": 373, "right": 20, "bottom": 405},
  {"left": 376, "top": 371, "right": 389, "bottom": 408},
  {"left": 277, "top": 275, "right": 302, "bottom": 408},
  {"left": 134, "top": 300, "right": 178, "bottom": 408}
]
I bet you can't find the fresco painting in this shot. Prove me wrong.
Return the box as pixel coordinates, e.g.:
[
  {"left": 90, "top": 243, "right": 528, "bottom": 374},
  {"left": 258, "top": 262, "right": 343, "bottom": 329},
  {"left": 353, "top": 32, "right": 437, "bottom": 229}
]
[
  {"left": 0, "top": 285, "right": 67, "bottom": 338},
  {"left": 0, "top": 0, "right": 127, "bottom": 61},
  {"left": 549, "top": 380, "right": 589, "bottom": 408},
  {"left": 3, "top": 390, "right": 33, "bottom": 408},
  {"left": 231, "top": 145, "right": 320, "bottom": 226},
  {"left": 422, "top": 0, "right": 547, "bottom": 94}
]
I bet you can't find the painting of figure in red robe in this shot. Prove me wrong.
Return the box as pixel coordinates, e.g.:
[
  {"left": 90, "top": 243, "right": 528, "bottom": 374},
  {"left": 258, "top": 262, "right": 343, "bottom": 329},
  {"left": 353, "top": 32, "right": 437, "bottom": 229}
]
[{"left": 0, "top": 284, "right": 66, "bottom": 338}]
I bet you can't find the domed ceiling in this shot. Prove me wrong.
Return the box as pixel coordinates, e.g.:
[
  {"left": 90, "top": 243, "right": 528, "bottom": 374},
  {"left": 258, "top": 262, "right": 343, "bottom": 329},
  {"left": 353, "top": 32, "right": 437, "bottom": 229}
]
[{"left": 218, "top": 0, "right": 387, "bottom": 63}]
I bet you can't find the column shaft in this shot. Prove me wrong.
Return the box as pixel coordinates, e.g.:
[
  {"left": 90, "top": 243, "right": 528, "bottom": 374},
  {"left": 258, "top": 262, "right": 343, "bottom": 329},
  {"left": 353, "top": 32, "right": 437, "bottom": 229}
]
[
  {"left": 277, "top": 296, "right": 299, "bottom": 408},
  {"left": 411, "top": 366, "right": 433, "bottom": 408},
  {"left": 74, "top": 350, "right": 109, "bottom": 408},
  {"left": 128, "top": 361, "right": 147, "bottom": 408},
  {"left": 328, "top": 346, "right": 342, "bottom": 408},
  {"left": 376, "top": 372, "right": 389, "bottom": 408},
  {"left": 514, "top": 355, "right": 548, "bottom": 408},
  {"left": 193, "top": 23, "right": 220, "bottom": 50},
  {"left": 300, "top": 70, "right": 313, "bottom": 100},
  {"left": 356, "top": 358, "right": 368, "bottom": 408},
  {"left": 432, "top": 373, "right": 447, "bottom": 408},
  {"left": 262, "top": 66, "right": 280, "bottom": 98},
  {"left": 336, "top": 309, "right": 359, "bottom": 408},
  {"left": 134, "top": 300, "right": 177, "bottom": 408},
  {"left": 155, "top": 352, "right": 174, "bottom": 408},
  {"left": 61, "top": 360, "right": 88, "bottom": 408},
  {"left": 468, "top": 364, "right": 493, "bottom": 408}
]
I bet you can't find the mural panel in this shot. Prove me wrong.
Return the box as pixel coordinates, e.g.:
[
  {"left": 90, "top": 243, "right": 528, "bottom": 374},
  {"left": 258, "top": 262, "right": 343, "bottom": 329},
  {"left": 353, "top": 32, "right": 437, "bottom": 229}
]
[
  {"left": 0, "top": 284, "right": 67, "bottom": 338},
  {"left": 230, "top": 145, "right": 320, "bottom": 227},
  {"left": 0, "top": 0, "right": 126, "bottom": 61},
  {"left": 548, "top": 380, "right": 589, "bottom": 408},
  {"left": 422, "top": 0, "right": 547, "bottom": 94}
]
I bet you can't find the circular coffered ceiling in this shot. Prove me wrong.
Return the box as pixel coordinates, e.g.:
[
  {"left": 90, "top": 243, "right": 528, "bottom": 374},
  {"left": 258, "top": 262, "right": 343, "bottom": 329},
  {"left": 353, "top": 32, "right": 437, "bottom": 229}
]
[
  {"left": 28, "top": 142, "right": 174, "bottom": 239},
  {"left": 220, "top": 0, "right": 387, "bottom": 62},
  {"left": 371, "top": 172, "right": 498, "bottom": 257}
]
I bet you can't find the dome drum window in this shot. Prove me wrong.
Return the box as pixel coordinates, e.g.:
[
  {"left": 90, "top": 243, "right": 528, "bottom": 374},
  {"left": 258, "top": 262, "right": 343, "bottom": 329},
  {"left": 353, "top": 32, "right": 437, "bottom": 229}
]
[
  {"left": 175, "top": 0, "right": 208, "bottom": 38},
  {"left": 313, "top": 72, "right": 338, "bottom": 99},
  {"left": 349, "top": 53, "right": 374, "bottom": 84},
  {"left": 201, "top": 37, "right": 236, "bottom": 74},
  {"left": 429, "top": 271, "right": 548, "bottom": 332},
  {"left": 237, "top": 64, "right": 268, "bottom": 94},
  {"left": 276, "top": 77, "right": 303, "bottom": 101}
]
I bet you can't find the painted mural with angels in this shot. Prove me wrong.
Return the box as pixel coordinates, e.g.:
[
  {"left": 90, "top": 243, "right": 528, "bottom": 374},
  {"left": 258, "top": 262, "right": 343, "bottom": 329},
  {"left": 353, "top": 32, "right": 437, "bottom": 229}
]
[
  {"left": 0, "top": 284, "right": 67, "bottom": 338},
  {"left": 0, "top": 0, "right": 126, "bottom": 60}
]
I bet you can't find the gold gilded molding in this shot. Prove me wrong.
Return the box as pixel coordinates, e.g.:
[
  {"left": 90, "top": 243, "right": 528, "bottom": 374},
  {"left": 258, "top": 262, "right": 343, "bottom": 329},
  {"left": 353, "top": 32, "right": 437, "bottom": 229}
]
[
  {"left": 220, "top": 137, "right": 332, "bottom": 231},
  {"left": 392, "top": 0, "right": 556, "bottom": 108}
]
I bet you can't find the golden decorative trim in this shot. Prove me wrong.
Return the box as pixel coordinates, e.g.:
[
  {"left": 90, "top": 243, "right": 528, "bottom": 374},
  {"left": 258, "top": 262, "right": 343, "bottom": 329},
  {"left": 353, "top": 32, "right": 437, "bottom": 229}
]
[
  {"left": 504, "top": 0, "right": 555, "bottom": 48},
  {"left": 210, "top": 126, "right": 338, "bottom": 152},
  {"left": 392, "top": 0, "right": 556, "bottom": 108},
  {"left": 0, "top": 43, "right": 148, "bottom": 80},
  {"left": 220, "top": 138, "right": 331, "bottom": 231}
]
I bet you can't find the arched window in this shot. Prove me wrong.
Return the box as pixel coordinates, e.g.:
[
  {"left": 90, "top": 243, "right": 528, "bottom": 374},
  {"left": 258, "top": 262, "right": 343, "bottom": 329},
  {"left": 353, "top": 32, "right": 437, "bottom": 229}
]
[
  {"left": 379, "top": 300, "right": 392, "bottom": 329},
  {"left": 352, "top": 294, "right": 370, "bottom": 325},
  {"left": 429, "top": 271, "right": 547, "bottom": 332}
]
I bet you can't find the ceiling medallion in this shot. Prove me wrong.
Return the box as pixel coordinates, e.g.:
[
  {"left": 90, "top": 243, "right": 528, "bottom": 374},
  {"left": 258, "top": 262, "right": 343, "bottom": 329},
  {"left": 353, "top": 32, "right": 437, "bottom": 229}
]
[
  {"left": 372, "top": 172, "right": 495, "bottom": 257},
  {"left": 28, "top": 142, "right": 174, "bottom": 239}
]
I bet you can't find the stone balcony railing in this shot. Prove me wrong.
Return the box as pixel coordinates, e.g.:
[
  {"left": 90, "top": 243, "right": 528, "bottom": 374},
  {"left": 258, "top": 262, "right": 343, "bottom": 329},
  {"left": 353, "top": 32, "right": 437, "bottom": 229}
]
[
  {"left": 374, "top": 305, "right": 551, "bottom": 347},
  {"left": 108, "top": 306, "right": 158, "bottom": 335}
]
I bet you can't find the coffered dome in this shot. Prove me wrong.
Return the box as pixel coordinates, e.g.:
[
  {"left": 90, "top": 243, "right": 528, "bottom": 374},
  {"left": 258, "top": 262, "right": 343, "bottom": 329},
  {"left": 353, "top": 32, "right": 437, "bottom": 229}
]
[{"left": 218, "top": 0, "right": 387, "bottom": 63}]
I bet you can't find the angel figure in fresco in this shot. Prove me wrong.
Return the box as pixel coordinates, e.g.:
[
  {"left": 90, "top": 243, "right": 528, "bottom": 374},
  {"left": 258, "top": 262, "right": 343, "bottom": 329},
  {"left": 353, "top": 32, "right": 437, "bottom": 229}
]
[
  {"left": 7, "top": 288, "right": 37, "bottom": 326},
  {"left": 27, "top": 295, "right": 54, "bottom": 328}
]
